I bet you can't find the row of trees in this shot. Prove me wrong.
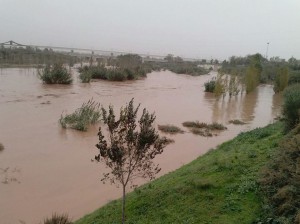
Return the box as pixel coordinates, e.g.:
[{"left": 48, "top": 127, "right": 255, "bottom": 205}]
[
  {"left": 0, "top": 46, "right": 79, "bottom": 66},
  {"left": 219, "top": 53, "right": 300, "bottom": 94},
  {"left": 163, "top": 54, "right": 209, "bottom": 76},
  {"left": 78, "top": 54, "right": 150, "bottom": 82}
]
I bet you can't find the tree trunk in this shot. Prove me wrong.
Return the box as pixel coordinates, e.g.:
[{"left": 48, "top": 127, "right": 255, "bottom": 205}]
[{"left": 122, "top": 185, "right": 126, "bottom": 224}]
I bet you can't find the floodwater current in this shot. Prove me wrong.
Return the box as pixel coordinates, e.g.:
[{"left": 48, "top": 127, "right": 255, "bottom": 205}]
[{"left": 0, "top": 68, "right": 282, "bottom": 223}]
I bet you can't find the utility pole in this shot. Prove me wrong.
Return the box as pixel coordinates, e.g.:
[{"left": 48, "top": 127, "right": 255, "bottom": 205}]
[{"left": 266, "top": 42, "right": 270, "bottom": 60}]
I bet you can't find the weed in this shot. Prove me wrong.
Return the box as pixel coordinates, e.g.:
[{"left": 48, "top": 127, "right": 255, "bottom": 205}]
[
  {"left": 43, "top": 213, "right": 72, "bottom": 224},
  {"left": 222, "top": 194, "right": 242, "bottom": 212}
]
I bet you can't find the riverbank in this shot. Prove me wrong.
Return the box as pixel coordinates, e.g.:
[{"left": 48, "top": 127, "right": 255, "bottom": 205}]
[
  {"left": 0, "top": 68, "right": 281, "bottom": 223},
  {"left": 76, "top": 122, "right": 283, "bottom": 224}
]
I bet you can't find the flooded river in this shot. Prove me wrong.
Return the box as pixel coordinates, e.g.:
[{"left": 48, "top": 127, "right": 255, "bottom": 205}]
[{"left": 0, "top": 68, "right": 282, "bottom": 223}]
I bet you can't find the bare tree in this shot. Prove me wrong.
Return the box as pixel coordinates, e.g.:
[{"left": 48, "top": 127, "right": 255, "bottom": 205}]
[{"left": 94, "top": 99, "right": 168, "bottom": 223}]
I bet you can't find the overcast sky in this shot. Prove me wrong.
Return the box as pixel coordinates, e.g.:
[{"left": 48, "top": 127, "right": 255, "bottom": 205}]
[{"left": 1, "top": 0, "right": 299, "bottom": 60}]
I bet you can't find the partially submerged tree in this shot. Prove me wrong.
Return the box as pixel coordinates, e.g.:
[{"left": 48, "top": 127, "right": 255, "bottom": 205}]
[
  {"left": 94, "top": 99, "right": 169, "bottom": 223},
  {"left": 273, "top": 66, "right": 289, "bottom": 93}
]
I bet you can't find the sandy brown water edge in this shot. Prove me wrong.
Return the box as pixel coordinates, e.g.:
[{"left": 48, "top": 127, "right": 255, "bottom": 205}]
[{"left": 0, "top": 68, "right": 281, "bottom": 223}]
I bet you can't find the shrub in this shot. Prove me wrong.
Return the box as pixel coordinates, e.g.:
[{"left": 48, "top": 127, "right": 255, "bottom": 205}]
[
  {"left": 158, "top": 125, "right": 184, "bottom": 134},
  {"left": 273, "top": 66, "right": 289, "bottom": 93},
  {"left": 0, "top": 143, "right": 4, "bottom": 151},
  {"left": 90, "top": 66, "right": 107, "bottom": 79},
  {"left": 59, "top": 99, "right": 101, "bottom": 131},
  {"left": 208, "top": 122, "right": 227, "bottom": 130},
  {"left": 124, "top": 68, "right": 136, "bottom": 80},
  {"left": 39, "top": 64, "right": 72, "bottom": 84},
  {"left": 42, "top": 213, "right": 72, "bottom": 224},
  {"left": 259, "top": 124, "right": 300, "bottom": 223},
  {"left": 204, "top": 79, "right": 216, "bottom": 92},
  {"left": 282, "top": 84, "right": 300, "bottom": 131},
  {"left": 78, "top": 65, "right": 148, "bottom": 82},
  {"left": 79, "top": 70, "right": 92, "bottom": 83},
  {"left": 288, "top": 70, "right": 300, "bottom": 85},
  {"left": 106, "top": 69, "right": 127, "bottom": 81}
]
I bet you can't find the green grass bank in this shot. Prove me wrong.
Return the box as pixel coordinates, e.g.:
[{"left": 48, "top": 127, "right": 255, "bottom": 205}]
[{"left": 76, "top": 122, "right": 284, "bottom": 224}]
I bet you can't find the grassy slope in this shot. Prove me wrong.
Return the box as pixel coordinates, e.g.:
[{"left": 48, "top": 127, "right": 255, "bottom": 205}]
[{"left": 76, "top": 122, "right": 283, "bottom": 224}]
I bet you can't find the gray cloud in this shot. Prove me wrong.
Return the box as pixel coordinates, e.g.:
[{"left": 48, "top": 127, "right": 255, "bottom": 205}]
[{"left": 1, "top": 0, "right": 299, "bottom": 60}]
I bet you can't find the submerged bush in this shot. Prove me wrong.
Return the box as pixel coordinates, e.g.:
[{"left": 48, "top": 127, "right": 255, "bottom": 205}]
[
  {"left": 158, "top": 125, "right": 184, "bottom": 134},
  {"left": 79, "top": 69, "right": 92, "bottom": 83},
  {"left": 229, "top": 120, "right": 246, "bottom": 125},
  {"left": 0, "top": 143, "right": 4, "bottom": 151},
  {"left": 208, "top": 122, "right": 227, "bottom": 130},
  {"left": 59, "top": 99, "right": 101, "bottom": 131},
  {"left": 282, "top": 84, "right": 300, "bottom": 131},
  {"left": 106, "top": 69, "right": 127, "bottom": 81},
  {"left": 78, "top": 65, "right": 148, "bottom": 81},
  {"left": 43, "top": 213, "right": 72, "bottom": 224},
  {"left": 190, "top": 128, "right": 213, "bottom": 137},
  {"left": 182, "top": 121, "right": 208, "bottom": 129},
  {"left": 182, "top": 121, "right": 227, "bottom": 137},
  {"left": 204, "top": 79, "right": 216, "bottom": 92},
  {"left": 38, "top": 64, "right": 72, "bottom": 84}
]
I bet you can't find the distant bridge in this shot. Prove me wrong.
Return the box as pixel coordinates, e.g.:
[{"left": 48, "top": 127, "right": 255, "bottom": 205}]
[{"left": 0, "top": 40, "right": 199, "bottom": 62}]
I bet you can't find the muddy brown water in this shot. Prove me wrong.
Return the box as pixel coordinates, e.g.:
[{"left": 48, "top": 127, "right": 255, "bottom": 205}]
[{"left": 0, "top": 68, "right": 282, "bottom": 223}]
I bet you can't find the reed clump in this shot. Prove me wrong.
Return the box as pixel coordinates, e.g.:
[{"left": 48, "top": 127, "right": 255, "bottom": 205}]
[
  {"left": 59, "top": 99, "right": 101, "bottom": 131},
  {"left": 43, "top": 213, "right": 72, "bottom": 224}
]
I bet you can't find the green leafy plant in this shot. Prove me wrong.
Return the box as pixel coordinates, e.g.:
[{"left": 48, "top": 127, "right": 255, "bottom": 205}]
[
  {"left": 59, "top": 99, "right": 101, "bottom": 131},
  {"left": 204, "top": 79, "right": 216, "bottom": 93},
  {"left": 38, "top": 63, "right": 73, "bottom": 84},
  {"left": 274, "top": 66, "right": 289, "bottom": 93},
  {"left": 79, "top": 69, "right": 92, "bottom": 83},
  {"left": 259, "top": 124, "right": 300, "bottom": 223},
  {"left": 282, "top": 84, "right": 300, "bottom": 131}
]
